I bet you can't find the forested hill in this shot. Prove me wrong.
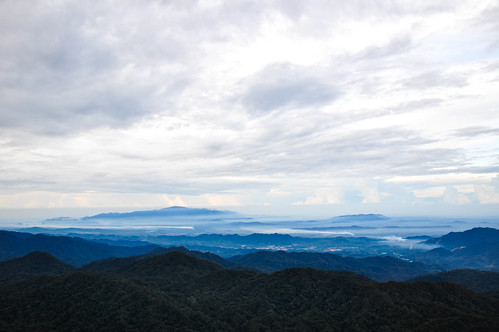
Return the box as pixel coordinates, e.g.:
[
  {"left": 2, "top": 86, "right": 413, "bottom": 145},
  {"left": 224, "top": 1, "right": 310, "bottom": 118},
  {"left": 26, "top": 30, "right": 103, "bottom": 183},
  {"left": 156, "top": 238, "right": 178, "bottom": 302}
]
[{"left": 1, "top": 251, "right": 498, "bottom": 331}]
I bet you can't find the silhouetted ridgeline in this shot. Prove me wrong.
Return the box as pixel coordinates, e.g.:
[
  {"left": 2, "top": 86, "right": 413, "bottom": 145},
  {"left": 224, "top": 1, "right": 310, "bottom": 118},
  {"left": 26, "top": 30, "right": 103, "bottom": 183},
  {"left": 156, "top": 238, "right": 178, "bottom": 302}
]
[
  {"left": 416, "top": 227, "right": 499, "bottom": 271},
  {"left": 0, "top": 230, "right": 159, "bottom": 266},
  {"left": 1, "top": 251, "right": 498, "bottom": 331}
]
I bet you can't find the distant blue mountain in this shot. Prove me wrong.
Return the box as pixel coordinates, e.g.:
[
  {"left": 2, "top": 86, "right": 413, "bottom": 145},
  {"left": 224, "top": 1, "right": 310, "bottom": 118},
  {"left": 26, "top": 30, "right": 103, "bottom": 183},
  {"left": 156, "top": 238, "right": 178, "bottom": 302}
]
[
  {"left": 417, "top": 228, "right": 499, "bottom": 271},
  {"left": 0, "top": 230, "right": 158, "bottom": 266},
  {"left": 331, "top": 214, "right": 390, "bottom": 221},
  {"left": 82, "top": 206, "right": 234, "bottom": 219},
  {"left": 425, "top": 227, "right": 499, "bottom": 248}
]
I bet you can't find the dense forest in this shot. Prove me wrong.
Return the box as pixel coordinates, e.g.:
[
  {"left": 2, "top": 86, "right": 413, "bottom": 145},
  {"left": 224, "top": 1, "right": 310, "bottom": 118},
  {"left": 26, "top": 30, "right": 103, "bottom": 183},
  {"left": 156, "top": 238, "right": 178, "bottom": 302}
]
[{"left": 1, "top": 250, "right": 498, "bottom": 331}]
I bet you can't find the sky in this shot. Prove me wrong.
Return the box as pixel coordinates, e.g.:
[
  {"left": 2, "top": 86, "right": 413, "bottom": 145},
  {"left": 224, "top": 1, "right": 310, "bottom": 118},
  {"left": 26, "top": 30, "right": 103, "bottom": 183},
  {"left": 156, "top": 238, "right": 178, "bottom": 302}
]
[{"left": 1, "top": 0, "right": 499, "bottom": 219}]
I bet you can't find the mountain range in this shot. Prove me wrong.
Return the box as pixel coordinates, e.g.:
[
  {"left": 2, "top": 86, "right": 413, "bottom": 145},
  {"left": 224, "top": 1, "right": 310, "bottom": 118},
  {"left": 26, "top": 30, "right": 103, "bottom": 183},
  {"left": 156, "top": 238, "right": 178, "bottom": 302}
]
[
  {"left": 0, "top": 230, "right": 158, "bottom": 266},
  {"left": 1, "top": 224, "right": 499, "bottom": 330},
  {"left": 2, "top": 226, "right": 498, "bottom": 277},
  {"left": 415, "top": 227, "right": 499, "bottom": 270}
]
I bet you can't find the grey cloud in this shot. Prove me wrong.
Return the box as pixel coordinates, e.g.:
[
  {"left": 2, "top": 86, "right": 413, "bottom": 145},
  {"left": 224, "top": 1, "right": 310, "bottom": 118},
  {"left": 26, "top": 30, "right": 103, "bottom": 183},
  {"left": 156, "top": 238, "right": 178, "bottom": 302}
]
[
  {"left": 452, "top": 126, "right": 499, "bottom": 137},
  {"left": 359, "top": 36, "right": 414, "bottom": 60},
  {"left": 0, "top": 1, "right": 195, "bottom": 136},
  {"left": 240, "top": 63, "right": 340, "bottom": 114},
  {"left": 399, "top": 71, "right": 468, "bottom": 90},
  {"left": 323, "top": 98, "right": 442, "bottom": 128},
  {"left": 472, "top": 3, "right": 499, "bottom": 50},
  {"left": 200, "top": 118, "right": 464, "bottom": 180}
]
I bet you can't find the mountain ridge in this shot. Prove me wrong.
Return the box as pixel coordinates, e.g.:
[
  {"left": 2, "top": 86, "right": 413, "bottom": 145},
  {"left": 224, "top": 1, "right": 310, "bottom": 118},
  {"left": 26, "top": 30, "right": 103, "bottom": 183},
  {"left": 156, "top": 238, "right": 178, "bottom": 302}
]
[
  {"left": 0, "top": 230, "right": 158, "bottom": 266},
  {"left": 82, "top": 206, "right": 235, "bottom": 220}
]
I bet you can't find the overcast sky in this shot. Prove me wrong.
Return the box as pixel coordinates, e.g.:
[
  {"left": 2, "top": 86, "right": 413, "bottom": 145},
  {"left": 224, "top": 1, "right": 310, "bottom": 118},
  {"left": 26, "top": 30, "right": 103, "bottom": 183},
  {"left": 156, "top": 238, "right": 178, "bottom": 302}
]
[{"left": 1, "top": 0, "right": 498, "bottom": 218}]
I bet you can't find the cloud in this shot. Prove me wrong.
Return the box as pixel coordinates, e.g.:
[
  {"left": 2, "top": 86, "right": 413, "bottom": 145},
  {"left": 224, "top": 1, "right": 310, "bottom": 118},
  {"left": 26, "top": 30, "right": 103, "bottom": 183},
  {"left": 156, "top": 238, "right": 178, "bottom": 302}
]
[
  {"left": 161, "top": 194, "right": 187, "bottom": 207},
  {"left": 452, "top": 126, "right": 499, "bottom": 137},
  {"left": 239, "top": 63, "right": 340, "bottom": 115},
  {"left": 474, "top": 185, "right": 499, "bottom": 204},
  {"left": 443, "top": 186, "right": 471, "bottom": 204},
  {"left": 471, "top": 2, "right": 499, "bottom": 50},
  {"left": 399, "top": 71, "right": 468, "bottom": 90},
  {"left": 0, "top": 1, "right": 196, "bottom": 135},
  {"left": 266, "top": 189, "right": 291, "bottom": 197},
  {"left": 358, "top": 180, "right": 381, "bottom": 204},
  {"left": 203, "top": 194, "right": 241, "bottom": 207},
  {"left": 1, "top": 0, "right": 498, "bottom": 215},
  {"left": 293, "top": 189, "right": 343, "bottom": 205},
  {"left": 0, "top": 191, "right": 175, "bottom": 209},
  {"left": 357, "top": 35, "right": 414, "bottom": 60}
]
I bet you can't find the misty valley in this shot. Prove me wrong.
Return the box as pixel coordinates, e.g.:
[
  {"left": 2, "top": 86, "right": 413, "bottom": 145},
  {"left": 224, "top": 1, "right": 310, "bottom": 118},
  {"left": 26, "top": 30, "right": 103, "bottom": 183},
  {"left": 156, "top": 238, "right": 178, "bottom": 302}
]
[{"left": 1, "top": 207, "right": 498, "bottom": 330}]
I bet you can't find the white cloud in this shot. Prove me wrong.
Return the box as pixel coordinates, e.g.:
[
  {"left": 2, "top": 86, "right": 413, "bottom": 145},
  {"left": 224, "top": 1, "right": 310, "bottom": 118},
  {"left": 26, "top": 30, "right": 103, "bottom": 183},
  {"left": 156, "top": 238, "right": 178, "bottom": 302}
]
[
  {"left": 358, "top": 180, "right": 381, "bottom": 204},
  {"left": 266, "top": 189, "right": 291, "bottom": 197},
  {"left": 443, "top": 186, "right": 472, "bottom": 204},
  {"left": 474, "top": 185, "right": 499, "bottom": 204},
  {"left": 161, "top": 195, "right": 187, "bottom": 207},
  {"left": 203, "top": 194, "right": 241, "bottom": 207},
  {"left": 293, "top": 189, "right": 343, "bottom": 205}
]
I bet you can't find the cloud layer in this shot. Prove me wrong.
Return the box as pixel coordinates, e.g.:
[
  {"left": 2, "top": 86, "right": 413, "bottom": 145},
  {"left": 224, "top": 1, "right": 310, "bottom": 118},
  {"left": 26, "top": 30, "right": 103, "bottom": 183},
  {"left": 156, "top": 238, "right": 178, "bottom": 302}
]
[{"left": 0, "top": 0, "right": 498, "bottom": 216}]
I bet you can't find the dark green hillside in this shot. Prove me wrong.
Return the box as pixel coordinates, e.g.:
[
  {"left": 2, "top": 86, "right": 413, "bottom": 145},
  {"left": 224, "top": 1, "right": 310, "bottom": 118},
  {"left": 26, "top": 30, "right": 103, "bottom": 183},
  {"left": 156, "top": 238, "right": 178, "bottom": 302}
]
[
  {"left": 115, "top": 251, "right": 224, "bottom": 281},
  {"left": 205, "top": 268, "right": 499, "bottom": 331},
  {"left": 0, "top": 272, "right": 220, "bottom": 331},
  {"left": 0, "top": 251, "right": 76, "bottom": 282},
  {"left": 1, "top": 251, "right": 498, "bottom": 331},
  {"left": 81, "top": 246, "right": 253, "bottom": 274},
  {"left": 407, "top": 269, "right": 499, "bottom": 293},
  {"left": 145, "top": 246, "right": 241, "bottom": 269}
]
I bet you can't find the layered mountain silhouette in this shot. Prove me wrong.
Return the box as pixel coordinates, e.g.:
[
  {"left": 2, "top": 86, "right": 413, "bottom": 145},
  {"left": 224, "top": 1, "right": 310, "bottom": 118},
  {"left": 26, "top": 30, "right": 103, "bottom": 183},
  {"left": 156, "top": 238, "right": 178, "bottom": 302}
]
[
  {"left": 1, "top": 251, "right": 498, "bottom": 331},
  {"left": 228, "top": 250, "right": 433, "bottom": 281},
  {"left": 425, "top": 227, "right": 499, "bottom": 248},
  {"left": 416, "top": 227, "right": 499, "bottom": 271},
  {"left": 0, "top": 230, "right": 158, "bottom": 266}
]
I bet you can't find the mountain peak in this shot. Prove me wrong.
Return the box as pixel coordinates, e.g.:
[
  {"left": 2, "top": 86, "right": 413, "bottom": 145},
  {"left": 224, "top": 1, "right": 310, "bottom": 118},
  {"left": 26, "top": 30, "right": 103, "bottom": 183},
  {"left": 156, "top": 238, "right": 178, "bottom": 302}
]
[{"left": 0, "top": 251, "right": 76, "bottom": 282}]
